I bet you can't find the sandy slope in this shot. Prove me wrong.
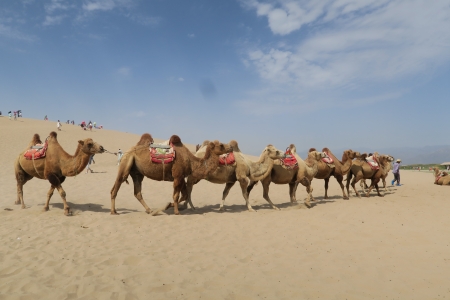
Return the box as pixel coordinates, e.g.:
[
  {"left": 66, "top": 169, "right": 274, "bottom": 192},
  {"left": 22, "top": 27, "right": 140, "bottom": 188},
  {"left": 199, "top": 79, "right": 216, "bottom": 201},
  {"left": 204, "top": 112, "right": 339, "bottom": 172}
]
[{"left": 1, "top": 117, "right": 449, "bottom": 299}]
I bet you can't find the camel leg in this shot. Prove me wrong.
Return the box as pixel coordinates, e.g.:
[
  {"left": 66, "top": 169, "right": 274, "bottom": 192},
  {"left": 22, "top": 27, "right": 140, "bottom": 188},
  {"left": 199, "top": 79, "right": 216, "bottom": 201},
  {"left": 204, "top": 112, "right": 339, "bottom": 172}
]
[
  {"left": 15, "top": 169, "right": 33, "bottom": 208},
  {"left": 289, "top": 182, "right": 297, "bottom": 203},
  {"left": 246, "top": 180, "right": 258, "bottom": 196},
  {"left": 55, "top": 186, "right": 71, "bottom": 216},
  {"left": 130, "top": 172, "right": 152, "bottom": 214},
  {"left": 185, "top": 176, "right": 199, "bottom": 210},
  {"left": 220, "top": 182, "right": 236, "bottom": 211},
  {"left": 43, "top": 186, "right": 56, "bottom": 211},
  {"left": 351, "top": 175, "right": 362, "bottom": 198},
  {"left": 110, "top": 179, "right": 124, "bottom": 215},
  {"left": 324, "top": 178, "right": 329, "bottom": 199},
  {"left": 238, "top": 178, "right": 256, "bottom": 212},
  {"left": 366, "top": 178, "right": 383, "bottom": 197},
  {"left": 172, "top": 177, "right": 184, "bottom": 215},
  {"left": 261, "top": 179, "right": 278, "bottom": 210},
  {"left": 335, "top": 175, "right": 348, "bottom": 200},
  {"left": 345, "top": 172, "right": 352, "bottom": 197}
]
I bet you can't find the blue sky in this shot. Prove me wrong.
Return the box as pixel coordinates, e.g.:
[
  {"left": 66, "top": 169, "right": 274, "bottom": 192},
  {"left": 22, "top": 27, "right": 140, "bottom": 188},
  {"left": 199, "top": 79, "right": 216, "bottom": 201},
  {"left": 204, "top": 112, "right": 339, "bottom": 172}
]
[{"left": 1, "top": 0, "right": 450, "bottom": 155}]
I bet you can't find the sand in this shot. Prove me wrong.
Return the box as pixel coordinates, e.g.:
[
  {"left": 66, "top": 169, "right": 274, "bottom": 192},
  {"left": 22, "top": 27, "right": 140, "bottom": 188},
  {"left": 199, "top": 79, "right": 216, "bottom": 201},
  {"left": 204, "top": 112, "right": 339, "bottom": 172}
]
[{"left": 1, "top": 116, "right": 449, "bottom": 299}]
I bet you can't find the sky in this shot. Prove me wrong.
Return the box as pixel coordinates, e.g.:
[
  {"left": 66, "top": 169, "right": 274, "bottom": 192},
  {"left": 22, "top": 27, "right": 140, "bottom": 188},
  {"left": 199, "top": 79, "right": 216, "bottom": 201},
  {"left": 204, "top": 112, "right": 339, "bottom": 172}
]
[{"left": 1, "top": 0, "right": 450, "bottom": 156}]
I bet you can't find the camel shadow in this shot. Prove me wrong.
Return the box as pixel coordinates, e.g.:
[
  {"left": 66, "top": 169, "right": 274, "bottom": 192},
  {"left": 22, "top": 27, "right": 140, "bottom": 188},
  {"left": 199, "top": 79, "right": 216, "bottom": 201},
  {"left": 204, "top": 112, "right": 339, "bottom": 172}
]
[
  {"left": 49, "top": 202, "right": 139, "bottom": 214},
  {"left": 159, "top": 201, "right": 312, "bottom": 215},
  {"left": 90, "top": 171, "right": 107, "bottom": 174}
]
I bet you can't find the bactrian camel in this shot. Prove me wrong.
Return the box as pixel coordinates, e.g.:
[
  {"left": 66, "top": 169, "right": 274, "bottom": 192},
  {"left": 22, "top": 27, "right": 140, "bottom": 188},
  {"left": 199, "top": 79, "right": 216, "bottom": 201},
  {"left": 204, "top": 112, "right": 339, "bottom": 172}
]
[
  {"left": 247, "top": 145, "right": 326, "bottom": 208},
  {"left": 185, "top": 140, "right": 285, "bottom": 212},
  {"left": 110, "top": 134, "right": 232, "bottom": 215},
  {"left": 14, "top": 132, "right": 105, "bottom": 215},
  {"left": 434, "top": 167, "right": 450, "bottom": 185},
  {"left": 345, "top": 153, "right": 394, "bottom": 198},
  {"left": 360, "top": 154, "right": 394, "bottom": 192},
  {"left": 313, "top": 148, "right": 360, "bottom": 200}
]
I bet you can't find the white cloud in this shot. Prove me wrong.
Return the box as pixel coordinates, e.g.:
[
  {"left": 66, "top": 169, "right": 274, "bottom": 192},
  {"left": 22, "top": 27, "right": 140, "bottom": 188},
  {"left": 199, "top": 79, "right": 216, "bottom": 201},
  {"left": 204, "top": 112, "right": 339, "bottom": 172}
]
[
  {"left": 82, "top": 0, "right": 132, "bottom": 12},
  {"left": 117, "top": 67, "right": 131, "bottom": 77},
  {"left": 45, "top": 0, "right": 71, "bottom": 14},
  {"left": 188, "top": 33, "right": 195, "bottom": 38},
  {"left": 43, "top": 15, "right": 66, "bottom": 26},
  {"left": 0, "top": 23, "right": 35, "bottom": 41},
  {"left": 240, "top": 0, "right": 450, "bottom": 113},
  {"left": 178, "top": 77, "right": 185, "bottom": 82}
]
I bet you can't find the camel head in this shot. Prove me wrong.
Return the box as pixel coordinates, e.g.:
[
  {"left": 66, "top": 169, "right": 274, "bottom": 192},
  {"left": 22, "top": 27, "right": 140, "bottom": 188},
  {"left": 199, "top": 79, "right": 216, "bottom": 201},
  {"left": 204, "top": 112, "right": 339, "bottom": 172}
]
[
  {"left": 206, "top": 140, "right": 233, "bottom": 156},
  {"left": 344, "top": 149, "right": 360, "bottom": 160},
  {"left": 264, "top": 145, "right": 285, "bottom": 159},
  {"left": 229, "top": 140, "right": 241, "bottom": 152},
  {"left": 78, "top": 138, "right": 105, "bottom": 155},
  {"left": 308, "top": 150, "right": 326, "bottom": 161}
]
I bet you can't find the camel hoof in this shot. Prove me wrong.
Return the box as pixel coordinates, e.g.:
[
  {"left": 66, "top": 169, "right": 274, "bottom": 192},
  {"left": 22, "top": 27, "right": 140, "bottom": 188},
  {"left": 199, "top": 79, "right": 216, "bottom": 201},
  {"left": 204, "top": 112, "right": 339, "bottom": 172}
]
[
  {"left": 219, "top": 207, "right": 225, "bottom": 211},
  {"left": 145, "top": 209, "right": 153, "bottom": 214},
  {"left": 304, "top": 203, "right": 311, "bottom": 208},
  {"left": 248, "top": 209, "right": 256, "bottom": 212},
  {"left": 111, "top": 211, "right": 120, "bottom": 215},
  {"left": 43, "top": 207, "right": 49, "bottom": 212},
  {"left": 343, "top": 197, "right": 349, "bottom": 200},
  {"left": 273, "top": 206, "right": 280, "bottom": 211},
  {"left": 174, "top": 211, "right": 180, "bottom": 215}
]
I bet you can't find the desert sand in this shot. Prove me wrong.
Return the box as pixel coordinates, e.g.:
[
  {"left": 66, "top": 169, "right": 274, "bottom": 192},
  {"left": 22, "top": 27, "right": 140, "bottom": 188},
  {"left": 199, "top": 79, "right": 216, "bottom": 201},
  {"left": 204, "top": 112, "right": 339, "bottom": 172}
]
[{"left": 1, "top": 117, "right": 449, "bottom": 299}]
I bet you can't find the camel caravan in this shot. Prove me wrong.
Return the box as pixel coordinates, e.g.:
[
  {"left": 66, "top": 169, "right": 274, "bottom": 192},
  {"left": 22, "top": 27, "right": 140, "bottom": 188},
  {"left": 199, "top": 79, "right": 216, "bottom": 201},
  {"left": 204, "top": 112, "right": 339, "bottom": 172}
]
[{"left": 13, "top": 131, "right": 443, "bottom": 216}]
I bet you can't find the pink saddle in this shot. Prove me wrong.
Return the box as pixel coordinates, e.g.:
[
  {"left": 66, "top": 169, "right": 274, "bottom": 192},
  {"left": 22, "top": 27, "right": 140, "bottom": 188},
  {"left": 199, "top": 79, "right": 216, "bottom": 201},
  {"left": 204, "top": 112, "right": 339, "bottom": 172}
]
[
  {"left": 219, "top": 152, "right": 235, "bottom": 165},
  {"left": 24, "top": 141, "right": 48, "bottom": 160},
  {"left": 150, "top": 145, "right": 175, "bottom": 164},
  {"left": 280, "top": 147, "right": 298, "bottom": 170}
]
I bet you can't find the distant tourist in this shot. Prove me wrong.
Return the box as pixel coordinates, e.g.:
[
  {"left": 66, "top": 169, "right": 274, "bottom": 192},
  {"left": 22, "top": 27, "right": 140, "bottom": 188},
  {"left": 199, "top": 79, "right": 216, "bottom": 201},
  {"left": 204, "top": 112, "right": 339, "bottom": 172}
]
[
  {"left": 44, "top": 115, "right": 48, "bottom": 121},
  {"left": 8, "top": 111, "right": 12, "bottom": 120},
  {"left": 391, "top": 159, "right": 401, "bottom": 186},
  {"left": 117, "top": 149, "right": 123, "bottom": 165},
  {"left": 57, "top": 120, "right": 62, "bottom": 131},
  {"left": 86, "top": 155, "right": 95, "bottom": 173}
]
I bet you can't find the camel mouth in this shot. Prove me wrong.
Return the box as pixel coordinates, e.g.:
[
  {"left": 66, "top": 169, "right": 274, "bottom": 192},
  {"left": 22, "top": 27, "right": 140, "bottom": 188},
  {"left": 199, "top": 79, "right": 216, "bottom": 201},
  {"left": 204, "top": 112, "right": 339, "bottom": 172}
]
[{"left": 98, "top": 146, "right": 105, "bottom": 153}]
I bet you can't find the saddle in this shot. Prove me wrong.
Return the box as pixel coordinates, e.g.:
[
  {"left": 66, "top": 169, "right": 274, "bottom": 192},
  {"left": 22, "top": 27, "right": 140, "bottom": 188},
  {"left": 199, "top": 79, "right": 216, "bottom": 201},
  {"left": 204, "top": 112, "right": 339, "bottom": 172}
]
[
  {"left": 366, "top": 157, "right": 379, "bottom": 170},
  {"left": 219, "top": 152, "right": 235, "bottom": 166},
  {"left": 280, "top": 147, "right": 298, "bottom": 170},
  {"left": 322, "top": 152, "right": 334, "bottom": 167},
  {"left": 149, "top": 143, "right": 175, "bottom": 164},
  {"left": 24, "top": 141, "right": 48, "bottom": 160}
]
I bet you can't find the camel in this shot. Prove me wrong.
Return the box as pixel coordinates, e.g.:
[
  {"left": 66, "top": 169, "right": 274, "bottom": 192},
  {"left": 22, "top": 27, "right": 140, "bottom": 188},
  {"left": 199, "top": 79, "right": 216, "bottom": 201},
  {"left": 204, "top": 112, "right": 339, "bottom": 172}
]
[
  {"left": 185, "top": 140, "right": 285, "bottom": 212},
  {"left": 345, "top": 153, "right": 394, "bottom": 198},
  {"left": 110, "top": 134, "right": 232, "bottom": 215},
  {"left": 313, "top": 148, "right": 360, "bottom": 200},
  {"left": 247, "top": 145, "right": 326, "bottom": 208},
  {"left": 14, "top": 132, "right": 105, "bottom": 215},
  {"left": 433, "top": 167, "right": 450, "bottom": 185},
  {"left": 360, "top": 154, "right": 394, "bottom": 192}
]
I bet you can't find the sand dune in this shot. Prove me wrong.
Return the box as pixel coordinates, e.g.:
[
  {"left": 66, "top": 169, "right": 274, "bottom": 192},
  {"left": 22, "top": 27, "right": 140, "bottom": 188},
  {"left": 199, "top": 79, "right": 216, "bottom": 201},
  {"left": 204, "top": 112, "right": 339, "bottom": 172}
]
[{"left": 1, "top": 117, "right": 449, "bottom": 299}]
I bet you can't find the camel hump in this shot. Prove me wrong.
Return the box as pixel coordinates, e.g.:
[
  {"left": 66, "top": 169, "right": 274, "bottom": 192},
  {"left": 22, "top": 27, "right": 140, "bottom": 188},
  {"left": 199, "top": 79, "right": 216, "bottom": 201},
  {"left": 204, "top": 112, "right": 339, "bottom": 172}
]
[
  {"left": 289, "top": 144, "right": 296, "bottom": 153},
  {"left": 49, "top": 131, "right": 57, "bottom": 138},
  {"left": 309, "top": 148, "right": 317, "bottom": 152},
  {"left": 229, "top": 140, "right": 240, "bottom": 152},
  {"left": 202, "top": 140, "right": 210, "bottom": 147},
  {"left": 169, "top": 135, "right": 183, "bottom": 146},
  {"left": 137, "top": 133, "right": 153, "bottom": 146},
  {"left": 31, "top": 134, "right": 42, "bottom": 145},
  {"left": 322, "top": 147, "right": 330, "bottom": 153}
]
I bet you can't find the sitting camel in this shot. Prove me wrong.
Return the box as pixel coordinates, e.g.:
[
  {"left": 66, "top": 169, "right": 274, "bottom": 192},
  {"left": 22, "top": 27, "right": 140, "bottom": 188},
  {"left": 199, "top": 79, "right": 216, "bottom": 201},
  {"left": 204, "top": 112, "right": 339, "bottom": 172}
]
[
  {"left": 313, "top": 148, "right": 360, "bottom": 200},
  {"left": 247, "top": 145, "right": 326, "bottom": 208},
  {"left": 14, "top": 132, "right": 105, "bottom": 215},
  {"left": 185, "top": 140, "right": 285, "bottom": 212},
  {"left": 433, "top": 167, "right": 450, "bottom": 185},
  {"left": 345, "top": 153, "right": 394, "bottom": 198},
  {"left": 110, "top": 134, "right": 232, "bottom": 215}
]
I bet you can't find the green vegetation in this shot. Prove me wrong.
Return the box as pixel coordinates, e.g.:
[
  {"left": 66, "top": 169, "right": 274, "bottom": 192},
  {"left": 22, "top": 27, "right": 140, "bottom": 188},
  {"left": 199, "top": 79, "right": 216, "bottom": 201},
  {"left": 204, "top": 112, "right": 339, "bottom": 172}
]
[{"left": 401, "top": 164, "right": 446, "bottom": 170}]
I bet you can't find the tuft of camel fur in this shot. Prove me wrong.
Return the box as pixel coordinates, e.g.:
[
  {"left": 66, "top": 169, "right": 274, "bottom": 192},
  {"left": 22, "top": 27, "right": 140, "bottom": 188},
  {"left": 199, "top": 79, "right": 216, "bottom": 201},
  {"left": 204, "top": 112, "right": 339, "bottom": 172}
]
[
  {"left": 185, "top": 140, "right": 285, "bottom": 212},
  {"left": 110, "top": 134, "right": 232, "bottom": 215},
  {"left": 14, "top": 132, "right": 105, "bottom": 215},
  {"left": 434, "top": 167, "right": 450, "bottom": 185},
  {"left": 247, "top": 145, "right": 326, "bottom": 208},
  {"left": 345, "top": 152, "right": 394, "bottom": 198},
  {"left": 313, "top": 148, "right": 360, "bottom": 200}
]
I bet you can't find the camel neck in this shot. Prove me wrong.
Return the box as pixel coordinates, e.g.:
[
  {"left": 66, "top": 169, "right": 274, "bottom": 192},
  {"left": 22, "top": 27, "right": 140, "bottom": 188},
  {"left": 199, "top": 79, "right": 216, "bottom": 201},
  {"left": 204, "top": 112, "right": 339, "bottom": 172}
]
[{"left": 249, "top": 152, "right": 274, "bottom": 181}]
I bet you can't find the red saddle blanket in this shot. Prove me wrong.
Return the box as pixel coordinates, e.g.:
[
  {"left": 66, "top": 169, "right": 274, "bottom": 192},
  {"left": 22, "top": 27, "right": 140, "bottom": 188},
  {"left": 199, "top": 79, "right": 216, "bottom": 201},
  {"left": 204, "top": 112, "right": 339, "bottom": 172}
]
[
  {"left": 366, "top": 159, "right": 379, "bottom": 170},
  {"left": 150, "top": 146, "right": 175, "bottom": 164},
  {"left": 280, "top": 147, "right": 298, "bottom": 170},
  {"left": 322, "top": 152, "right": 334, "bottom": 164},
  {"left": 219, "top": 152, "right": 235, "bottom": 165},
  {"left": 24, "top": 142, "right": 48, "bottom": 160}
]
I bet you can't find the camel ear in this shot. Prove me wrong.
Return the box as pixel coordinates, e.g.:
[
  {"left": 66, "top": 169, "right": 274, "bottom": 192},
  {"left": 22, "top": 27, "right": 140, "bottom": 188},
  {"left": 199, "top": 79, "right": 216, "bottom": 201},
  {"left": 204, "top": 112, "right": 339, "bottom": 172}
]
[
  {"left": 208, "top": 142, "right": 215, "bottom": 149},
  {"left": 78, "top": 140, "right": 84, "bottom": 146}
]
